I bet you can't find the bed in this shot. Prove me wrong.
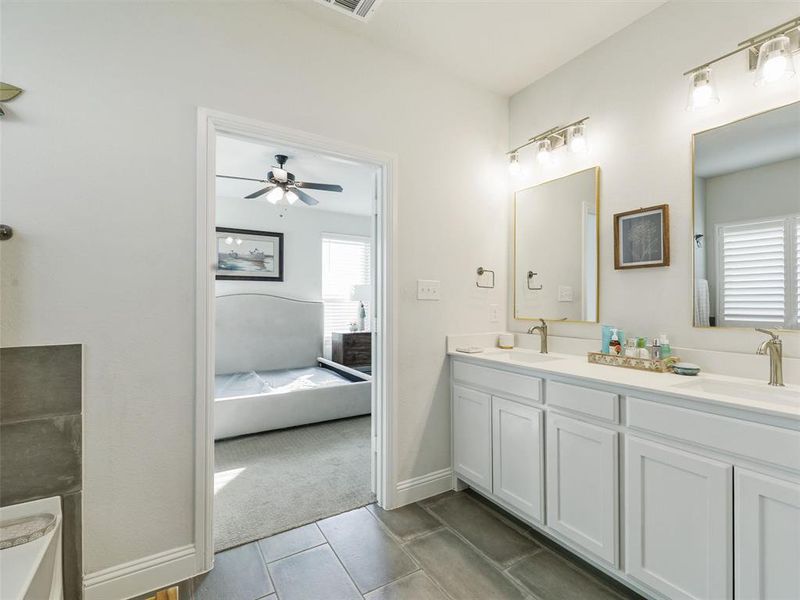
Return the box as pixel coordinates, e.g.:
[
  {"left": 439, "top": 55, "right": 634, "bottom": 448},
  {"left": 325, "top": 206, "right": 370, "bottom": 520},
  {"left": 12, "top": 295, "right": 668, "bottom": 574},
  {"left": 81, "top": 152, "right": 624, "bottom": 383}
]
[{"left": 214, "top": 292, "right": 371, "bottom": 440}]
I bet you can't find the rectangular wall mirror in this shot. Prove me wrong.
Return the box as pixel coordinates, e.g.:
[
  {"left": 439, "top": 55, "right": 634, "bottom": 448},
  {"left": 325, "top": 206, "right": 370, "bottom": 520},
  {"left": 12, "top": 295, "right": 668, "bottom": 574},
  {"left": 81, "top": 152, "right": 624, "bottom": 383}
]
[
  {"left": 693, "top": 101, "right": 799, "bottom": 329},
  {"left": 514, "top": 167, "right": 599, "bottom": 323}
]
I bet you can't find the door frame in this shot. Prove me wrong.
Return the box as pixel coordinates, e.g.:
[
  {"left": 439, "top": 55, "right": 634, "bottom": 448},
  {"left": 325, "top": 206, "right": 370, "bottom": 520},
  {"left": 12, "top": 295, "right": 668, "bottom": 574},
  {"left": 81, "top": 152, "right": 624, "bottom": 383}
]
[{"left": 195, "top": 108, "right": 398, "bottom": 572}]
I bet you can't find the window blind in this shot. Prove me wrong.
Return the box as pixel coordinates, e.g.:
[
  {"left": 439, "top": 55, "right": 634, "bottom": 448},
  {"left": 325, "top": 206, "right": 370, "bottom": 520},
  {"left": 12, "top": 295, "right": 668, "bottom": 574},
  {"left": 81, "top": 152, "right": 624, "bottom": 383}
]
[
  {"left": 321, "top": 235, "right": 371, "bottom": 345},
  {"left": 717, "top": 216, "right": 800, "bottom": 328}
]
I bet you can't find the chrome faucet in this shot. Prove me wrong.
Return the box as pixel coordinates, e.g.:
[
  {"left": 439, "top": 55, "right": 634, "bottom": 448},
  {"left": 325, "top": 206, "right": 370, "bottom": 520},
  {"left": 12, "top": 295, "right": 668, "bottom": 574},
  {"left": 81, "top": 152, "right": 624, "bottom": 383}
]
[
  {"left": 527, "top": 319, "right": 548, "bottom": 354},
  {"left": 756, "top": 328, "right": 784, "bottom": 387}
]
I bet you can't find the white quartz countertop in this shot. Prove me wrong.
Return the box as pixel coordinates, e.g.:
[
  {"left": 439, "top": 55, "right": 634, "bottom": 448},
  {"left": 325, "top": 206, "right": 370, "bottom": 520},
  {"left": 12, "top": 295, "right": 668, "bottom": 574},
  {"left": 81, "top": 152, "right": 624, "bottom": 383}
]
[{"left": 448, "top": 347, "right": 800, "bottom": 423}]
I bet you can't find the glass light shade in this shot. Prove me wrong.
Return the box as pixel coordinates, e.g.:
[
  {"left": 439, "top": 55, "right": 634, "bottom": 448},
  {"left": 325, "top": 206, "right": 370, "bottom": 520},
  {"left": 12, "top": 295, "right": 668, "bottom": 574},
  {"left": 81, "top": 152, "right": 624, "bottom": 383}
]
[
  {"left": 536, "top": 139, "right": 552, "bottom": 165},
  {"left": 266, "top": 187, "right": 284, "bottom": 204},
  {"left": 285, "top": 189, "right": 299, "bottom": 204},
  {"left": 508, "top": 152, "right": 521, "bottom": 174},
  {"left": 224, "top": 236, "right": 234, "bottom": 245},
  {"left": 568, "top": 123, "right": 588, "bottom": 154},
  {"left": 755, "top": 36, "right": 796, "bottom": 86},
  {"left": 686, "top": 67, "right": 719, "bottom": 111}
]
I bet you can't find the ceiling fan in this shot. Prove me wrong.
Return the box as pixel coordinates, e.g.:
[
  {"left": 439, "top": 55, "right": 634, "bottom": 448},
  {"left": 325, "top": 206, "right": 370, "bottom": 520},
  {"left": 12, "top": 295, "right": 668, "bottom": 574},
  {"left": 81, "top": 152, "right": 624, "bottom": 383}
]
[{"left": 216, "top": 154, "right": 343, "bottom": 206}]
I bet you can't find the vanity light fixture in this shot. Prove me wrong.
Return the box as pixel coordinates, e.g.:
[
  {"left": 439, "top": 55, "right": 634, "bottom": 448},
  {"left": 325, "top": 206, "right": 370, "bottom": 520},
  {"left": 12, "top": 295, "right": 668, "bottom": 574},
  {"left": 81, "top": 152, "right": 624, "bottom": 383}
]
[
  {"left": 683, "top": 16, "right": 799, "bottom": 110},
  {"left": 508, "top": 152, "right": 521, "bottom": 174},
  {"left": 506, "top": 117, "right": 590, "bottom": 169}
]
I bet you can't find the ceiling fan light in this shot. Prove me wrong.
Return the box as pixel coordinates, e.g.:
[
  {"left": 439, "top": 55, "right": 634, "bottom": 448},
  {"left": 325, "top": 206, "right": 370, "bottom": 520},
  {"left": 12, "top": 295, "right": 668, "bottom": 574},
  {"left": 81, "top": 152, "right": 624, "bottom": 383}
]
[
  {"left": 285, "top": 190, "right": 299, "bottom": 204},
  {"left": 536, "top": 139, "right": 552, "bottom": 166},
  {"left": 755, "top": 35, "right": 796, "bottom": 85},
  {"left": 686, "top": 67, "right": 719, "bottom": 111},
  {"left": 272, "top": 168, "right": 288, "bottom": 182},
  {"left": 266, "top": 187, "right": 284, "bottom": 204}
]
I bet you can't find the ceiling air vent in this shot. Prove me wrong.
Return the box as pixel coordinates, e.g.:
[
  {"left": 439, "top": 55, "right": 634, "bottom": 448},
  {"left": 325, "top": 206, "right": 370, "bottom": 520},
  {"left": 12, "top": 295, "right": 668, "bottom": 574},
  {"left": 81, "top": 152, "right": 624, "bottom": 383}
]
[{"left": 316, "top": 0, "right": 383, "bottom": 22}]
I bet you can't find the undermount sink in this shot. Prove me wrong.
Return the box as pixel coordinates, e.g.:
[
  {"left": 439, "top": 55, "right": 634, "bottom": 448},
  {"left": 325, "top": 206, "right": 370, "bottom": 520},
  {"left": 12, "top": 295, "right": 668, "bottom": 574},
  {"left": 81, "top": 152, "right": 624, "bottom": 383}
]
[
  {"left": 493, "top": 351, "right": 559, "bottom": 364},
  {"left": 674, "top": 379, "right": 799, "bottom": 407}
]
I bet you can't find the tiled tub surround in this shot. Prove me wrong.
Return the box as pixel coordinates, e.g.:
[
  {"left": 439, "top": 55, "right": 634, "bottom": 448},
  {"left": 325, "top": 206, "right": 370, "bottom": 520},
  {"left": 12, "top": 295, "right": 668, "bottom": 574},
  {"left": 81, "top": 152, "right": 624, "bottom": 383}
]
[
  {"left": 447, "top": 334, "right": 800, "bottom": 600},
  {"left": 0, "top": 344, "right": 83, "bottom": 600}
]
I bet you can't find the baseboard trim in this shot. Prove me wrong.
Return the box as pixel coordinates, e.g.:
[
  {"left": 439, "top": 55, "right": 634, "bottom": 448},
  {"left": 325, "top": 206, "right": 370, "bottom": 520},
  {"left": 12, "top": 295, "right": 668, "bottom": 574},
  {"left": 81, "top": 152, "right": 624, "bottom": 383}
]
[
  {"left": 394, "top": 467, "right": 452, "bottom": 506},
  {"left": 83, "top": 544, "right": 196, "bottom": 600}
]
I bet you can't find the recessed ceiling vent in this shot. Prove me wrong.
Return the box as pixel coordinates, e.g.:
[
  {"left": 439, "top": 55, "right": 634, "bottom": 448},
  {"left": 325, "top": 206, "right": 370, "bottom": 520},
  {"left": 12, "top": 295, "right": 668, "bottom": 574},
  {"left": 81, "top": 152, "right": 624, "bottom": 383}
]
[{"left": 316, "top": 0, "right": 383, "bottom": 22}]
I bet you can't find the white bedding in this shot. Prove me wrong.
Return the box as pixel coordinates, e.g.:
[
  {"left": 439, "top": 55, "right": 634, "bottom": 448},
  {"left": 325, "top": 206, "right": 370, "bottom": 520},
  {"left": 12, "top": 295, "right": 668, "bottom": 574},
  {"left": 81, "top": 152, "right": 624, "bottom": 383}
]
[{"left": 215, "top": 366, "right": 349, "bottom": 399}]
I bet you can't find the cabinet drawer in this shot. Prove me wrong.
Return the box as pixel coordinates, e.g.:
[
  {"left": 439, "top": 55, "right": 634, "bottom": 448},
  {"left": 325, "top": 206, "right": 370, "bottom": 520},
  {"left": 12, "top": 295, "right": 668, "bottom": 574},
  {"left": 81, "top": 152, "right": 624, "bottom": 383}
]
[
  {"left": 627, "top": 397, "right": 800, "bottom": 472},
  {"left": 452, "top": 361, "right": 541, "bottom": 403},
  {"left": 547, "top": 381, "right": 618, "bottom": 423}
]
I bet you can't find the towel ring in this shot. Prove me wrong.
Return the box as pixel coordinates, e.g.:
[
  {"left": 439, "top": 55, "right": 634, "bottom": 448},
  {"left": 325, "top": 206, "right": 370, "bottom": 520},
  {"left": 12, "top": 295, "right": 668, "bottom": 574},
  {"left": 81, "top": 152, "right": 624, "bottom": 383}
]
[
  {"left": 476, "top": 267, "right": 495, "bottom": 289},
  {"left": 527, "top": 271, "right": 543, "bottom": 291}
]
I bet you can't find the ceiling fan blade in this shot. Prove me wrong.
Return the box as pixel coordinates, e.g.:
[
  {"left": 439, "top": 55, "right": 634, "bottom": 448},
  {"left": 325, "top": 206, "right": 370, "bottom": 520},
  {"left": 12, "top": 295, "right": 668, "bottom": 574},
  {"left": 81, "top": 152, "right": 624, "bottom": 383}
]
[
  {"left": 245, "top": 185, "right": 277, "bottom": 199},
  {"left": 294, "top": 181, "right": 343, "bottom": 192},
  {"left": 217, "top": 175, "right": 268, "bottom": 183},
  {"left": 292, "top": 188, "right": 319, "bottom": 206}
]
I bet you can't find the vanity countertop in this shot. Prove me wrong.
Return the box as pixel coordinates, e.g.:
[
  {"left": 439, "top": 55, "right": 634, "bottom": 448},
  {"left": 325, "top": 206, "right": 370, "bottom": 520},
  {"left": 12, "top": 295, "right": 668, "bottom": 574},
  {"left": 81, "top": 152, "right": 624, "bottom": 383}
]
[{"left": 449, "top": 347, "right": 799, "bottom": 423}]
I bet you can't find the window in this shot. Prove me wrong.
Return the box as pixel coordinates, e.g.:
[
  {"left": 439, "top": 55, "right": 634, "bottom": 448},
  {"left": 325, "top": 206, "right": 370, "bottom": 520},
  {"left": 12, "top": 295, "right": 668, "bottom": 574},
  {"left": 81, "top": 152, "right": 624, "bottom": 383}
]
[
  {"left": 717, "top": 215, "right": 799, "bottom": 328},
  {"left": 321, "top": 234, "right": 371, "bottom": 350}
]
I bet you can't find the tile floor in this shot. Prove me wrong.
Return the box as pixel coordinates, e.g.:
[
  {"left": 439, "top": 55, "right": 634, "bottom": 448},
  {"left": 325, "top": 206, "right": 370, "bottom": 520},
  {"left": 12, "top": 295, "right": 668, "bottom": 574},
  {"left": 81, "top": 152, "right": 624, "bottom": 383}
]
[{"left": 184, "top": 491, "right": 642, "bottom": 600}]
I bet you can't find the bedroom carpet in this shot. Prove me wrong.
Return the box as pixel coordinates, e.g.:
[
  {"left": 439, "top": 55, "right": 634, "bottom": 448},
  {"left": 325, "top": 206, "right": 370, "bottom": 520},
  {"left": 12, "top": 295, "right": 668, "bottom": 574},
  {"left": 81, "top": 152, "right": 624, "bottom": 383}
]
[{"left": 213, "top": 415, "right": 374, "bottom": 552}]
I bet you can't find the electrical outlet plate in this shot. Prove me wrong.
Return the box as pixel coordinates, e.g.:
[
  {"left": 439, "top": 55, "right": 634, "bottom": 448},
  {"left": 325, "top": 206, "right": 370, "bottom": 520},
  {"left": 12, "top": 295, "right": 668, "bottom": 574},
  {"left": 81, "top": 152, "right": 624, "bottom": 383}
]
[
  {"left": 417, "top": 279, "right": 441, "bottom": 301},
  {"left": 558, "top": 285, "right": 573, "bottom": 302}
]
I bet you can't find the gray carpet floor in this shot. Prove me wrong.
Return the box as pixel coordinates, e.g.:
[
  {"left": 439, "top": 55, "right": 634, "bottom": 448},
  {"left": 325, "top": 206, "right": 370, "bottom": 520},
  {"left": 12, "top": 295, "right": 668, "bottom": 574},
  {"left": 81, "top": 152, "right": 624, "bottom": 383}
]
[{"left": 213, "top": 415, "right": 374, "bottom": 552}]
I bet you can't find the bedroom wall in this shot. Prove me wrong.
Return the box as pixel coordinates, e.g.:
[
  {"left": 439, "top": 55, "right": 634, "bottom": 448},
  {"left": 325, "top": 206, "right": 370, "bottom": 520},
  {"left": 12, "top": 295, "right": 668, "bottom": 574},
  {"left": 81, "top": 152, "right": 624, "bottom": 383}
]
[
  {"left": 508, "top": 0, "right": 800, "bottom": 358},
  {"left": 215, "top": 198, "right": 372, "bottom": 302},
  {"left": 0, "top": 0, "right": 508, "bottom": 586}
]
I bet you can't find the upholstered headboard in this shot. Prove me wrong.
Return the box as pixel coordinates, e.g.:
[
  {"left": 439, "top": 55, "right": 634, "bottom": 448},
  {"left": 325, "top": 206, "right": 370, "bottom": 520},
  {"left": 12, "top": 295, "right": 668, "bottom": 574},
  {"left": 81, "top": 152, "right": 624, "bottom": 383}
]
[{"left": 215, "top": 293, "right": 324, "bottom": 375}]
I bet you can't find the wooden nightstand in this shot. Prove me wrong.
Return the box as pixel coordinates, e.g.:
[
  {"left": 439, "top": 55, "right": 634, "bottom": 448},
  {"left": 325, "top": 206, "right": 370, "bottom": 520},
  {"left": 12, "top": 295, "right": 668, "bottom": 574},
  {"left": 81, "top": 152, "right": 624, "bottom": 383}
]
[{"left": 331, "top": 331, "right": 371, "bottom": 372}]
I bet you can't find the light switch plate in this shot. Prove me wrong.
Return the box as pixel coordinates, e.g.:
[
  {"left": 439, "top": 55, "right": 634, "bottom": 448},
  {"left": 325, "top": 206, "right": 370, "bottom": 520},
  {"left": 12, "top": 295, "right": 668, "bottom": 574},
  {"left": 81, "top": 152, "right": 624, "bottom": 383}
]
[
  {"left": 489, "top": 303, "right": 499, "bottom": 322},
  {"left": 558, "top": 285, "right": 573, "bottom": 302},
  {"left": 417, "top": 279, "right": 440, "bottom": 301}
]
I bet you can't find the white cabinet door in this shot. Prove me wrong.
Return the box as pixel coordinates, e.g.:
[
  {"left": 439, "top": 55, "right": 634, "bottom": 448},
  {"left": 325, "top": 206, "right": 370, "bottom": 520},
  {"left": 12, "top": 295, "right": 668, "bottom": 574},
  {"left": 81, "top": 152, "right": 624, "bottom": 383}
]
[
  {"left": 735, "top": 468, "right": 800, "bottom": 600},
  {"left": 546, "top": 413, "right": 618, "bottom": 566},
  {"left": 626, "top": 436, "right": 732, "bottom": 600},
  {"left": 492, "top": 396, "right": 543, "bottom": 522},
  {"left": 453, "top": 385, "right": 492, "bottom": 490}
]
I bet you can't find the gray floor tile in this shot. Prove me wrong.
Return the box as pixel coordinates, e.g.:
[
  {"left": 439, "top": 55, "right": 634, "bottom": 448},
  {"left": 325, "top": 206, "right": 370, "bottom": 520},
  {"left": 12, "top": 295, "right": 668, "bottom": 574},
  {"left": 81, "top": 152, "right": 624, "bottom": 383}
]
[
  {"left": 318, "top": 507, "right": 418, "bottom": 593},
  {"left": 194, "top": 543, "right": 273, "bottom": 600},
  {"left": 258, "top": 523, "right": 326, "bottom": 563},
  {"left": 367, "top": 503, "right": 441, "bottom": 541},
  {"left": 364, "top": 571, "right": 448, "bottom": 600},
  {"left": 507, "top": 550, "right": 624, "bottom": 600},
  {"left": 427, "top": 492, "right": 539, "bottom": 566},
  {"left": 406, "top": 529, "right": 527, "bottom": 600},
  {"left": 268, "top": 545, "right": 361, "bottom": 600}
]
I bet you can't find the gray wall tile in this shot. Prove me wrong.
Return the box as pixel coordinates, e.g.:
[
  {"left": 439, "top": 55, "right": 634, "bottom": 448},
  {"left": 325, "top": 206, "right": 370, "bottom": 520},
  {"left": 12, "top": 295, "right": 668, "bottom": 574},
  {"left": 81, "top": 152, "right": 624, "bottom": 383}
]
[
  {"left": 1, "top": 345, "right": 82, "bottom": 423},
  {"left": 0, "top": 414, "right": 82, "bottom": 504}
]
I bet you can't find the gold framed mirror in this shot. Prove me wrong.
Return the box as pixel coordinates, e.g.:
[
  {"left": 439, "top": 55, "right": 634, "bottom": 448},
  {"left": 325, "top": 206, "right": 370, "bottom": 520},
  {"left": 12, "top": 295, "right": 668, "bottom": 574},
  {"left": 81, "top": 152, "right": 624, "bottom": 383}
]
[
  {"left": 514, "top": 167, "right": 600, "bottom": 322},
  {"left": 692, "top": 101, "right": 799, "bottom": 330}
]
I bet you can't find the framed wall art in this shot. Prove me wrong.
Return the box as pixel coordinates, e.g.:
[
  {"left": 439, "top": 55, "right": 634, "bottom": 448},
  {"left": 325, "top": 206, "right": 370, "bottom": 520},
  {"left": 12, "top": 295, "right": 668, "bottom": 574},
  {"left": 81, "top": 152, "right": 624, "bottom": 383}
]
[{"left": 215, "top": 227, "right": 284, "bottom": 281}]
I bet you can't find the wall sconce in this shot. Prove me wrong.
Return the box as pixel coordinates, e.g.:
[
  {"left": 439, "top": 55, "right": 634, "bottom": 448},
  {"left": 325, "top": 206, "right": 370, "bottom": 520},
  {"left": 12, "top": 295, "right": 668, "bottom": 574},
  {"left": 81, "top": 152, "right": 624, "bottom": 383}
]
[
  {"left": 506, "top": 117, "right": 590, "bottom": 171},
  {"left": 684, "top": 16, "right": 799, "bottom": 110}
]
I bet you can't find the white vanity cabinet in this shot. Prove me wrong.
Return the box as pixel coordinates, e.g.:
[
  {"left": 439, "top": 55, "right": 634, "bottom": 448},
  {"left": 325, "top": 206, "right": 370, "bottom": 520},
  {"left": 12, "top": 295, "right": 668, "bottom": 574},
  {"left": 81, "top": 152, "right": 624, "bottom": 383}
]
[
  {"left": 546, "top": 413, "right": 618, "bottom": 566},
  {"left": 452, "top": 385, "right": 492, "bottom": 490},
  {"left": 735, "top": 469, "right": 800, "bottom": 600},
  {"left": 492, "top": 396, "right": 544, "bottom": 522},
  {"left": 625, "top": 436, "right": 733, "bottom": 600}
]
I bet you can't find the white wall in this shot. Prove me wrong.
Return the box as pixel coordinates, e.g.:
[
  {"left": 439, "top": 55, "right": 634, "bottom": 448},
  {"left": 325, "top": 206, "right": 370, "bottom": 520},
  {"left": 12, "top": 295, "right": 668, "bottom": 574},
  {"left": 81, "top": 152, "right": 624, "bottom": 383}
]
[
  {"left": 508, "top": 1, "right": 800, "bottom": 356},
  {"left": 0, "top": 1, "right": 508, "bottom": 579},
  {"left": 215, "top": 199, "right": 372, "bottom": 302}
]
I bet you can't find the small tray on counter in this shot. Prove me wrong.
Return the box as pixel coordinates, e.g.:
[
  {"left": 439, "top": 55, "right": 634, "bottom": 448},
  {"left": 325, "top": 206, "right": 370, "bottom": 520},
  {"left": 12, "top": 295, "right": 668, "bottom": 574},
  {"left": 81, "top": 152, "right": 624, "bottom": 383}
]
[{"left": 587, "top": 351, "right": 679, "bottom": 373}]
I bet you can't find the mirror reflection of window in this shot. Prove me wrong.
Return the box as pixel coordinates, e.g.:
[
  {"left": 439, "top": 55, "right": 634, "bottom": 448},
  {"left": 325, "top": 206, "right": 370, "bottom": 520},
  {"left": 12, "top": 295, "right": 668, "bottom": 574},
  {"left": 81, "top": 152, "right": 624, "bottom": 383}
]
[
  {"left": 693, "top": 101, "right": 800, "bottom": 329},
  {"left": 514, "top": 167, "right": 599, "bottom": 323}
]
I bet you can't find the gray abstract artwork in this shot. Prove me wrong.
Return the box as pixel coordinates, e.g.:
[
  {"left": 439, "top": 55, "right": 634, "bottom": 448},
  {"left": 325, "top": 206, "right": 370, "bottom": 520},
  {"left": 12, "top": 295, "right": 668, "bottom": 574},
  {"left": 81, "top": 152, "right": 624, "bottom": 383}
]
[{"left": 621, "top": 212, "right": 662, "bottom": 264}]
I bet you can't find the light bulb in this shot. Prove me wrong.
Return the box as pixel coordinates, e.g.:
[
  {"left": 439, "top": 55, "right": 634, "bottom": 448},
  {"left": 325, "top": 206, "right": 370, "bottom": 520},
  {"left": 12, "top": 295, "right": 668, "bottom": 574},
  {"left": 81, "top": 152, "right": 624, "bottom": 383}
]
[
  {"left": 235, "top": 238, "right": 243, "bottom": 245},
  {"left": 755, "top": 35, "right": 795, "bottom": 86},
  {"left": 686, "top": 67, "right": 719, "bottom": 111},
  {"left": 568, "top": 123, "right": 588, "bottom": 154},
  {"left": 536, "top": 139, "right": 552, "bottom": 166},
  {"left": 224, "top": 236, "right": 234, "bottom": 245},
  {"left": 266, "top": 187, "right": 284, "bottom": 204},
  {"left": 285, "top": 190, "right": 299, "bottom": 204},
  {"left": 508, "top": 152, "right": 521, "bottom": 175}
]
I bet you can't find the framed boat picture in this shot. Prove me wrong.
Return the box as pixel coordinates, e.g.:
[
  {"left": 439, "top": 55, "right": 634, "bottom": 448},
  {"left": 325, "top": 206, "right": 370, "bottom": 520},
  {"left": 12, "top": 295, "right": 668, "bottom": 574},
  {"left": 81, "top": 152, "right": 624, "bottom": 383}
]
[
  {"left": 215, "top": 227, "right": 284, "bottom": 281},
  {"left": 614, "top": 204, "right": 670, "bottom": 269}
]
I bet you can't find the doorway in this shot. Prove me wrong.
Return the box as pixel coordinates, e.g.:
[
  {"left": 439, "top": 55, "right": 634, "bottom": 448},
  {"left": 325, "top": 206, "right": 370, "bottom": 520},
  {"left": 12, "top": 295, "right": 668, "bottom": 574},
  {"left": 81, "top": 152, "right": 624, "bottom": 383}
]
[{"left": 195, "top": 109, "right": 396, "bottom": 571}]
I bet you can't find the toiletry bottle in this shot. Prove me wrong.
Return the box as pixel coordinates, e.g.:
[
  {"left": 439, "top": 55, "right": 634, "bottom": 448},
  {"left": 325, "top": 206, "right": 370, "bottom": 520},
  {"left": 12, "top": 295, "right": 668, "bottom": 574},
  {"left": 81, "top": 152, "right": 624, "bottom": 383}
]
[
  {"left": 650, "top": 338, "right": 661, "bottom": 361},
  {"left": 658, "top": 334, "right": 671, "bottom": 358},
  {"left": 624, "top": 338, "right": 638, "bottom": 358},
  {"left": 601, "top": 325, "right": 613, "bottom": 354},
  {"left": 609, "top": 329, "right": 622, "bottom": 356},
  {"left": 636, "top": 337, "right": 649, "bottom": 359}
]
